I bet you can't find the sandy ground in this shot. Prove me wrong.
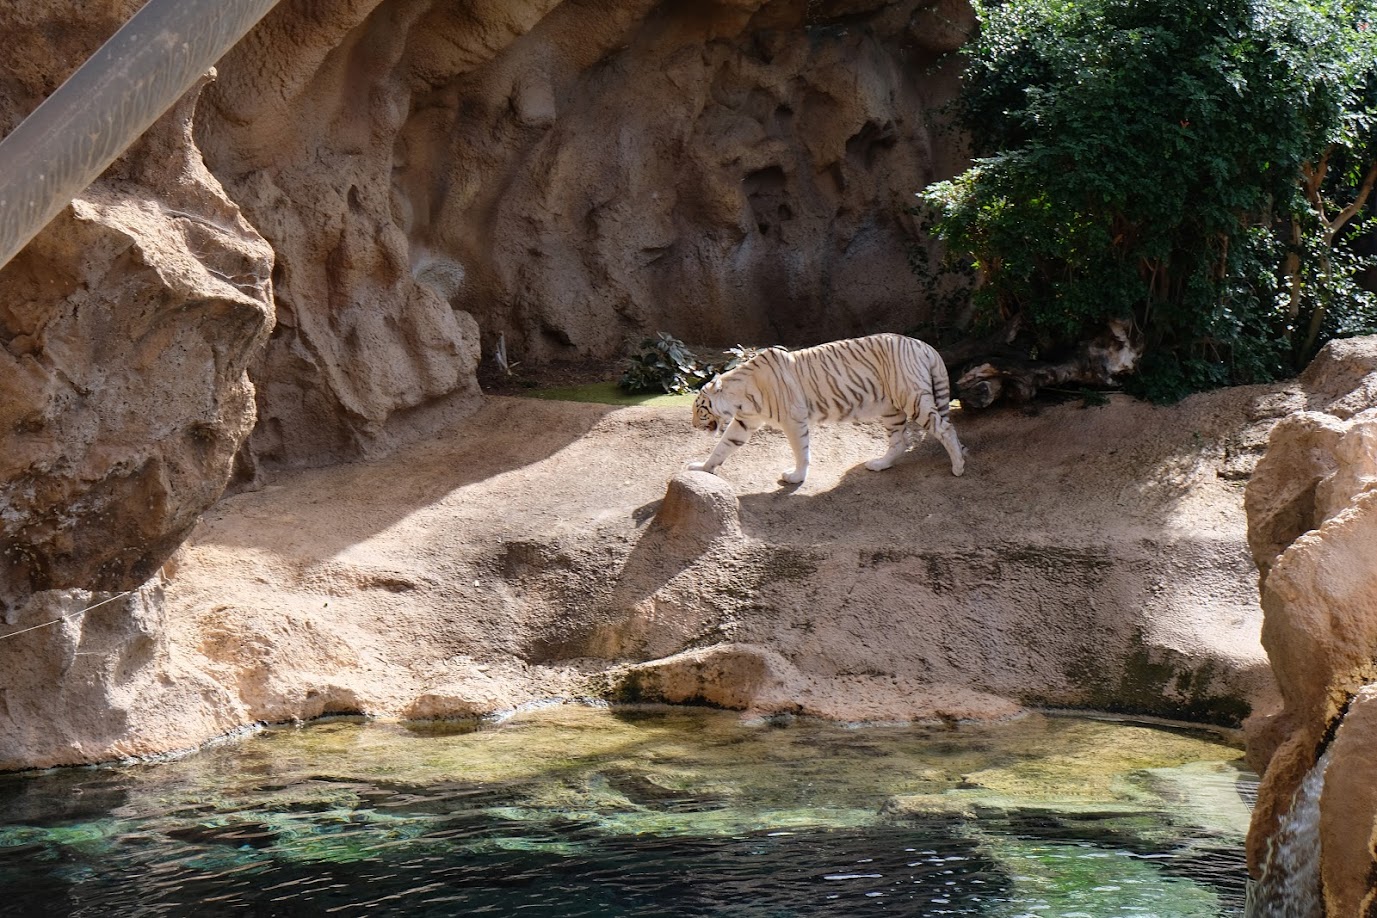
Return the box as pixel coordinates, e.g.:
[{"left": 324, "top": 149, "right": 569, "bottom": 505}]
[{"left": 155, "top": 380, "right": 1288, "bottom": 738}]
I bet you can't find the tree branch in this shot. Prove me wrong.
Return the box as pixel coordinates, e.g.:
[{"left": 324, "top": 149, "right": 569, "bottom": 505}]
[
  {"left": 1302, "top": 149, "right": 1334, "bottom": 225},
  {"left": 1329, "top": 159, "right": 1377, "bottom": 239}
]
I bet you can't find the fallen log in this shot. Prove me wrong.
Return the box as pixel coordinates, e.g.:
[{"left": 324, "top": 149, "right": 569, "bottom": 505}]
[{"left": 951, "top": 319, "right": 1141, "bottom": 409}]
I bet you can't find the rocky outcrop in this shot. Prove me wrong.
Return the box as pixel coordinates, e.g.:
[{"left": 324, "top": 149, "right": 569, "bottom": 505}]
[
  {"left": 0, "top": 3, "right": 274, "bottom": 767},
  {"left": 194, "top": 0, "right": 976, "bottom": 471},
  {"left": 0, "top": 5, "right": 274, "bottom": 603},
  {"left": 1243, "top": 336, "right": 1377, "bottom": 913},
  {"left": 607, "top": 640, "right": 1023, "bottom": 721}
]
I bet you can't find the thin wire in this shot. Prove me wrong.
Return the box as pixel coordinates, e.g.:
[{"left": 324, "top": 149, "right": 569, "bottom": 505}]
[{"left": 0, "top": 590, "right": 134, "bottom": 642}]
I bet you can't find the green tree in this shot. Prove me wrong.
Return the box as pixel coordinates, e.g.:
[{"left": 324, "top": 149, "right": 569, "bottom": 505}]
[
  {"left": 922, "top": 0, "right": 1377, "bottom": 400},
  {"left": 1282, "top": 4, "right": 1377, "bottom": 360}
]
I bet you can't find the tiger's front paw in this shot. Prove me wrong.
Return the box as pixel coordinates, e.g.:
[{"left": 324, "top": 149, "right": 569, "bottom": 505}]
[
  {"left": 687, "top": 460, "right": 718, "bottom": 476},
  {"left": 781, "top": 468, "right": 806, "bottom": 484},
  {"left": 864, "top": 458, "right": 894, "bottom": 472}
]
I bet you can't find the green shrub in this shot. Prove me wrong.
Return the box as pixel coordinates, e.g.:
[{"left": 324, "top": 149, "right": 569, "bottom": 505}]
[
  {"left": 619, "top": 337, "right": 763, "bottom": 395},
  {"left": 921, "top": 0, "right": 1377, "bottom": 399},
  {"left": 619, "top": 333, "right": 715, "bottom": 395}
]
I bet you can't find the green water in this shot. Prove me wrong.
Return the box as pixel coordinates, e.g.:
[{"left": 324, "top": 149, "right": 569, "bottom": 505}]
[{"left": 0, "top": 705, "right": 1252, "bottom": 916}]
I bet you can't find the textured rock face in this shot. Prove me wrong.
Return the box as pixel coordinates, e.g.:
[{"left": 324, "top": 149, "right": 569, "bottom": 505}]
[
  {"left": 195, "top": 0, "right": 975, "bottom": 469},
  {"left": 0, "top": 3, "right": 273, "bottom": 768},
  {"left": 0, "top": 583, "right": 245, "bottom": 768},
  {"left": 195, "top": 0, "right": 485, "bottom": 471},
  {"left": 1243, "top": 337, "right": 1377, "bottom": 913},
  {"left": 0, "top": 4, "right": 274, "bottom": 602}
]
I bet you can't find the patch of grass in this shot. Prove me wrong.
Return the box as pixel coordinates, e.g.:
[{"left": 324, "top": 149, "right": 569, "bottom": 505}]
[{"left": 520, "top": 381, "right": 696, "bottom": 407}]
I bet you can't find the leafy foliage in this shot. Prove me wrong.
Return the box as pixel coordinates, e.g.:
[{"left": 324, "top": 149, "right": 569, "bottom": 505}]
[
  {"left": 618, "top": 336, "right": 764, "bottom": 395},
  {"left": 920, "top": 0, "right": 1377, "bottom": 399},
  {"left": 620, "top": 333, "right": 713, "bottom": 394},
  {"left": 904, "top": 210, "right": 979, "bottom": 345}
]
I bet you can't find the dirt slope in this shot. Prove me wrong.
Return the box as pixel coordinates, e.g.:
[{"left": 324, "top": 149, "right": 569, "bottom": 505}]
[{"left": 153, "top": 382, "right": 1286, "bottom": 741}]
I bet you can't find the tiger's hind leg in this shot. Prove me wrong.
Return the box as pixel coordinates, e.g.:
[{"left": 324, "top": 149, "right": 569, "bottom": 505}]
[
  {"left": 865, "top": 410, "right": 910, "bottom": 471},
  {"left": 923, "top": 412, "right": 966, "bottom": 477}
]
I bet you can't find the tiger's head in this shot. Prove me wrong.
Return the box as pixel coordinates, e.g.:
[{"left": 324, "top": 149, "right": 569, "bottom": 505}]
[{"left": 692, "top": 379, "right": 725, "bottom": 432}]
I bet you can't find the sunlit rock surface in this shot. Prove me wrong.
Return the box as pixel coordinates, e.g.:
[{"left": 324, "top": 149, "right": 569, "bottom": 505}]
[
  {"left": 0, "top": 7, "right": 273, "bottom": 601},
  {"left": 0, "top": 3, "right": 275, "bottom": 771},
  {"left": 1243, "top": 336, "right": 1377, "bottom": 913}
]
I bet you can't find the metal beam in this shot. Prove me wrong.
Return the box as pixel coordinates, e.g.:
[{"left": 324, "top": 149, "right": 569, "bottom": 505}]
[{"left": 0, "top": 0, "right": 283, "bottom": 270}]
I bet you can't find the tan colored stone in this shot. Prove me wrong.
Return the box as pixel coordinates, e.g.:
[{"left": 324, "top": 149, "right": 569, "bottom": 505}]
[
  {"left": 1260, "top": 490, "right": 1377, "bottom": 722},
  {"left": 0, "top": 19, "right": 273, "bottom": 601},
  {"left": 611, "top": 643, "right": 1022, "bottom": 721},
  {"left": 614, "top": 643, "right": 790, "bottom": 711},
  {"left": 652, "top": 471, "right": 743, "bottom": 545},
  {"left": 1242, "top": 335, "right": 1377, "bottom": 909},
  {"left": 1319, "top": 684, "right": 1377, "bottom": 918},
  {"left": 0, "top": 584, "right": 245, "bottom": 769},
  {"left": 1314, "top": 408, "right": 1377, "bottom": 522},
  {"left": 1244, "top": 411, "right": 1345, "bottom": 577},
  {"left": 1298, "top": 335, "right": 1377, "bottom": 418}
]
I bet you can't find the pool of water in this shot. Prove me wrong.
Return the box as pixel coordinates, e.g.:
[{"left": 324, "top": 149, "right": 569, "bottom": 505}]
[{"left": 0, "top": 705, "right": 1254, "bottom": 917}]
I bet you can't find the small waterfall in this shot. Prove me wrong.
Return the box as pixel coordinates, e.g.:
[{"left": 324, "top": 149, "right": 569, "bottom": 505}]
[{"left": 1248, "top": 750, "right": 1331, "bottom": 918}]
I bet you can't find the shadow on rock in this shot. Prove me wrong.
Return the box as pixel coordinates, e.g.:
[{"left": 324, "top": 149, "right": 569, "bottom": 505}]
[{"left": 529, "top": 472, "right": 746, "bottom": 662}]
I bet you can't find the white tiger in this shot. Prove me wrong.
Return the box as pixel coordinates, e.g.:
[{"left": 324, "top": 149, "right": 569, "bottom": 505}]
[{"left": 688, "top": 333, "right": 965, "bottom": 485}]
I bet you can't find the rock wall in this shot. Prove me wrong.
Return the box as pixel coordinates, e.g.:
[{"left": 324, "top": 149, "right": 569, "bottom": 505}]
[
  {"left": 1243, "top": 337, "right": 1377, "bottom": 914},
  {"left": 0, "top": 4, "right": 275, "bottom": 767},
  {"left": 0, "top": 3, "right": 274, "bottom": 603},
  {"left": 194, "top": 0, "right": 975, "bottom": 470}
]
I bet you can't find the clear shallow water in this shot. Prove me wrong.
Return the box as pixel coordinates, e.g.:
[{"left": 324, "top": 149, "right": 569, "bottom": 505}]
[{"left": 0, "top": 706, "right": 1254, "bottom": 917}]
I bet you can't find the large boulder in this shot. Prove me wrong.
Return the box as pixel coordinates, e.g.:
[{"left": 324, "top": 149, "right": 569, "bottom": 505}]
[
  {"left": 0, "top": 5, "right": 274, "bottom": 603},
  {"left": 1244, "top": 337, "right": 1377, "bottom": 912}
]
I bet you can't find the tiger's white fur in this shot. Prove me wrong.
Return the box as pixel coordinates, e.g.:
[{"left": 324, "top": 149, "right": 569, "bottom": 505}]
[{"left": 688, "top": 333, "right": 965, "bottom": 485}]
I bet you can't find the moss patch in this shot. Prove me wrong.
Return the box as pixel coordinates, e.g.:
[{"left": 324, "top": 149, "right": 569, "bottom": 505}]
[{"left": 1060, "top": 631, "right": 1253, "bottom": 727}]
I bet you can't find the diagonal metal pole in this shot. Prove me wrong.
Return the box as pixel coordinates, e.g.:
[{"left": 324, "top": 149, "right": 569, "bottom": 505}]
[{"left": 0, "top": 0, "right": 283, "bottom": 271}]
